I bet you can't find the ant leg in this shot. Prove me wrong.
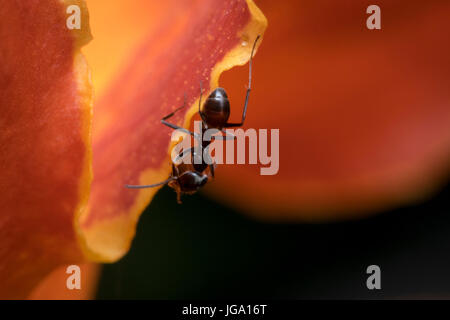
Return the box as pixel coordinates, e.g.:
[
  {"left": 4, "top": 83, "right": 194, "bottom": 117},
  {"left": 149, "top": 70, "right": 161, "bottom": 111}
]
[
  {"left": 161, "top": 119, "right": 196, "bottom": 137},
  {"left": 172, "top": 162, "right": 179, "bottom": 176},
  {"left": 198, "top": 81, "right": 208, "bottom": 127},
  {"left": 202, "top": 145, "right": 216, "bottom": 178},
  {"left": 223, "top": 35, "right": 260, "bottom": 128},
  {"left": 125, "top": 162, "right": 179, "bottom": 189},
  {"left": 125, "top": 177, "right": 176, "bottom": 189},
  {"left": 162, "top": 93, "right": 187, "bottom": 121},
  {"left": 209, "top": 163, "right": 215, "bottom": 178},
  {"left": 160, "top": 94, "right": 199, "bottom": 137},
  {"left": 169, "top": 164, "right": 183, "bottom": 204}
]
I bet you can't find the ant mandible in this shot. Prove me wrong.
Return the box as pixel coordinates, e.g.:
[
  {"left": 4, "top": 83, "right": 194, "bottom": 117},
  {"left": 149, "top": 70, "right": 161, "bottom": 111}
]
[{"left": 125, "top": 35, "right": 260, "bottom": 203}]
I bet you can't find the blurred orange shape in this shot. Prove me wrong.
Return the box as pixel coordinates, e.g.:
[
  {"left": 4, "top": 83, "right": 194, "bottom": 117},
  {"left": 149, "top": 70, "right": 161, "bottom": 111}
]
[
  {"left": 0, "top": 0, "right": 267, "bottom": 298},
  {"left": 208, "top": 0, "right": 450, "bottom": 220}
]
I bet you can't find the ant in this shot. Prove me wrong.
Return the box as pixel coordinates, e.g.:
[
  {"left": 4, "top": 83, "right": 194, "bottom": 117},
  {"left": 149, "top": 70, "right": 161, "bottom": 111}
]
[{"left": 125, "top": 35, "right": 260, "bottom": 203}]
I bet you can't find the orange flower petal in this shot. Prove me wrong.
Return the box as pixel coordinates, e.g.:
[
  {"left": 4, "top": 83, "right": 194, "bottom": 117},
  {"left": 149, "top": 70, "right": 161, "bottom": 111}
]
[
  {"left": 0, "top": 0, "right": 93, "bottom": 298},
  {"left": 79, "top": 0, "right": 267, "bottom": 261},
  {"left": 1, "top": 0, "right": 267, "bottom": 297},
  {"left": 207, "top": 0, "right": 450, "bottom": 220},
  {"left": 83, "top": 0, "right": 178, "bottom": 96}
]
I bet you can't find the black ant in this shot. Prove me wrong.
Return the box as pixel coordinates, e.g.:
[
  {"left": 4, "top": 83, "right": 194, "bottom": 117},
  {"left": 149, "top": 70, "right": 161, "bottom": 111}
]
[{"left": 125, "top": 35, "right": 260, "bottom": 203}]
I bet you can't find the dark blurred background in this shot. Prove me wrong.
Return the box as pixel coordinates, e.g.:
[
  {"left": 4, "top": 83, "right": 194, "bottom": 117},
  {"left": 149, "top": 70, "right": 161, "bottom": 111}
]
[{"left": 96, "top": 182, "right": 450, "bottom": 299}]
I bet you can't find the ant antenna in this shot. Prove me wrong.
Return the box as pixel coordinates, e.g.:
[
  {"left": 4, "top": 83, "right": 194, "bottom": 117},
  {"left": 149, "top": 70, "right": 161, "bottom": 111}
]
[
  {"left": 198, "top": 80, "right": 208, "bottom": 126},
  {"left": 199, "top": 80, "right": 203, "bottom": 115},
  {"left": 125, "top": 177, "right": 176, "bottom": 189},
  {"left": 161, "top": 93, "right": 187, "bottom": 122},
  {"left": 248, "top": 35, "right": 260, "bottom": 90},
  {"left": 238, "top": 35, "right": 260, "bottom": 126}
]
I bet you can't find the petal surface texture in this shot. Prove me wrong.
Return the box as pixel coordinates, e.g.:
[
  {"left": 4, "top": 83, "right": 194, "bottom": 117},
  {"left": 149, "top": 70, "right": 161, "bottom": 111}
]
[{"left": 0, "top": 0, "right": 93, "bottom": 298}]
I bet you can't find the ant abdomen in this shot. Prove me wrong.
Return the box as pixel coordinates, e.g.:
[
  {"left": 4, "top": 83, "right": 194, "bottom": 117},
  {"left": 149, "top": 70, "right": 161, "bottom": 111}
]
[{"left": 202, "top": 87, "right": 230, "bottom": 128}]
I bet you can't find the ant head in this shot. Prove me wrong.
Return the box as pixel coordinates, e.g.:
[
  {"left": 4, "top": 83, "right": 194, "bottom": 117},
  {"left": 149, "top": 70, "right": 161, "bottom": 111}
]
[
  {"left": 201, "top": 87, "right": 230, "bottom": 129},
  {"left": 177, "top": 171, "right": 208, "bottom": 193}
]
